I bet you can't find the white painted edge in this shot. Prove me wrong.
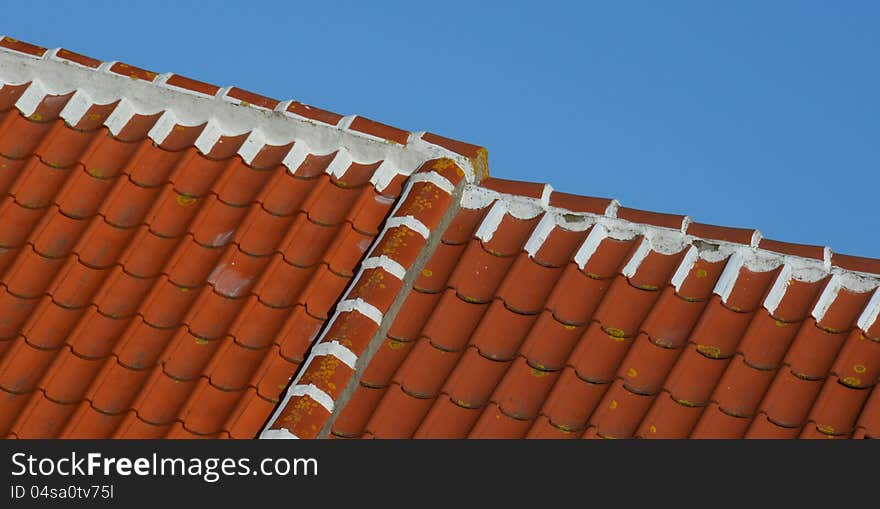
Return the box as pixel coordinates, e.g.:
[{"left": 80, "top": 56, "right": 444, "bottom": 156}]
[
  {"left": 146, "top": 110, "right": 179, "bottom": 145},
  {"left": 385, "top": 215, "right": 430, "bottom": 240},
  {"left": 574, "top": 223, "right": 608, "bottom": 270},
  {"left": 408, "top": 171, "right": 455, "bottom": 195},
  {"left": 310, "top": 340, "right": 358, "bottom": 370},
  {"left": 621, "top": 237, "right": 652, "bottom": 278},
  {"left": 712, "top": 250, "right": 744, "bottom": 303},
  {"left": 811, "top": 274, "right": 843, "bottom": 323},
  {"left": 369, "top": 159, "right": 401, "bottom": 193},
  {"left": 763, "top": 264, "right": 793, "bottom": 315},
  {"left": 336, "top": 298, "right": 384, "bottom": 325},
  {"left": 237, "top": 128, "right": 265, "bottom": 164},
  {"left": 290, "top": 384, "right": 335, "bottom": 413},
  {"left": 671, "top": 246, "right": 700, "bottom": 293},
  {"left": 857, "top": 288, "right": 880, "bottom": 332},
  {"left": 282, "top": 140, "right": 311, "bottom": 174},
  {"left": 58, "top": 89, "right": 92, "bottom": 126},
  {"left": 0, "top": 46, "right": 481, "bottom": 183},
  {"left": 193, "top": 120, "right": 223, "bottom": 154},
  {"left": 360, "top": 255, "right": 407, "bottom": 280},
  {"left": 325, "top": 147, "right": 353, "bottom": 179},
  {"left": 474, "top": 200, "right": 507, "bottom": 243},
  {"left": 523, "top": 212, "right": 557, "bottom": 258},
  {"left": 260, "top": 428, "right": 299, "bottom": 439}
]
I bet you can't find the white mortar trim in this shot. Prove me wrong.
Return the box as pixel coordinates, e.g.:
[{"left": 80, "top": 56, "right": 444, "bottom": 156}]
[
  {"left": 360, "top": 255, "right": 407, "bottom": 280},
  {"left": 336, "top": 298, "right": 384, "bottom": 325},
  {"left": 309, "top": 340, "right": 358, "bottom": 370},
  {"left": 385, "top": 216, "right": 431, "bottom": 240}
]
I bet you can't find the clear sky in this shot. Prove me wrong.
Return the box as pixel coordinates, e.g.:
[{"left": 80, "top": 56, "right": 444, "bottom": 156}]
[{"left": 4, "top": 1, "right": 878, "bottom": 257}]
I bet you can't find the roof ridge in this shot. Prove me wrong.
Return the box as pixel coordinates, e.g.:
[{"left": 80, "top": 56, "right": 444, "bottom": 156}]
[
  {"left": 467, "top": 178, "right": 880, "bottom": 283},
  {"left": 0, "top": 35, "right": 489, "bottom": 186}
]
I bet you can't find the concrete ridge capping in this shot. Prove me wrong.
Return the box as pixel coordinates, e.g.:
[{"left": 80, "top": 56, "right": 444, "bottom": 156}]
[
  {"left": 0, "top": 36, "right": 490, "bottom": 188},
  {"left": 262, "top": 159, "right": 469, "bottom": 438},
  {"left": 461, "top": 183, "right": 880, "bottom": 335}
]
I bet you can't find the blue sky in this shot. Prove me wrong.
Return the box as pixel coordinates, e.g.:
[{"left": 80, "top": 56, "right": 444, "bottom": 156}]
[{"left": 5, "top": 1, "right": 878, "bottom": 257}]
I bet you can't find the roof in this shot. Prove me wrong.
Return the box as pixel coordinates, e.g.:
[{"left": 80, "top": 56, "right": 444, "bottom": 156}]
[
  {"left": 2, "top": 36, "right": 880, "bottom": 439},
  {"left": 0, "top": 36, "right": 483, "bottom": 438}
]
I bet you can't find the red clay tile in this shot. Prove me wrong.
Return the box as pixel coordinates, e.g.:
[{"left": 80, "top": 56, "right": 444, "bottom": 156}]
[
  {"left": 60, "top": 402, "right": 125, "bottom": 438},
  {"left": 332, "top": 384, "right": 387, "bottom": 437},
  {"left": 469, "top": 300, "right": 534, "bottom": 361},
  {"left": 0, "top": 389, "right": 30, "bottom": 435},
  {"left": 365, "top": 383, "right": 433, "bottom": 438},
  {"left": 162, "top": 328, "right": 224, "bottom": 380},
  {"left": 617, "top": 207, "right": 685, "bottom": 230},
  {"left": 627, "top": 248, "right": 685, "bottom": 290},
  {"left": 482, "top": 214, "right": 541, "bottom": 257},
  {"left": 526, "top": 414, "right": 580, "bottom": 439},
  {"left": 92, "top": 267, "right": 154, "bottom": 319},
  {"left": 189, "top": 197, "right": 249, "bottom": 247},
  {"left": 442, "top": 347, "right": 511, "bottom": 410},
  {"left": 31, "top": 209, "right": 89, "bottom": 258},
  {"left": 422, "top": 290, "right": 488, "bottom": 351},
  {"left": 205, "top": 249, "right": 267, "bottom": 299},
  {"left": 737, "top": 311, "right": 800, "bottom": 369},
  {"left": 817, "top": 287, "right": 871, "bottom": 332},
  {"left": 140, "top": 276, "right": 199, "bottom": 328},
  {"left": 252, "top": 346, "right": 299, "bottom": 402},
  {"left": 770, "top": 277, "right": 826, "bottom": 322},
  {"left": 636, "top": 391, "right": 703, "bottom": 439},
  {"left": 235, "top": 207, "right": 293, "bottom": 257},
  {"left": 799, "top": 422, "right": 849, "bottom": 439},
  {"left": 303, "top": 266, "right": 351, "bottom": 320},
  {"left": 202, "top": 133, "right": 249, "bottom": 160},
  {"left": 712, "top": 354, "right": 775, "bottom": 418},
  {"left": 361, "top": 336, "right": 415, "bottom": 388},
  {"left": 832, "top": 253, "right": 880, "bottom": 275},
  {"left": 442, "top": 207, "right": 488, "bottom": 244},
  {"left": 496, "top": 254, "right": 562, "bottom": 313},
  {"left": 687, "top": 295, "right": 753, "bottom": 359},
  {"left": 112, "top": 317, "right": 175, "bottom": 370},
  {"left": 480, "top": 178, "right": 545, "bottom": 198},
  {"left": 855, "top": 386, "right": 880, "bottom": 437},
  {"left": 134, "top": 369, "right": 197, "bottom": 425},
  {"left": 115, "top": 413, "right": 173, "bottom": 438},
  {"left": 179, "top": 379, "right": 244, "bottom": 435},
  {"left": 639, "top": 288, "right": 706, "bottom": 348},
  {"left": 276, "top": 305, "right": 325, "bottom": 363},
  {"left": 414, "top": 395, "right": 482, "bottom": 438},
  {"left": 278, "top": 215, "right": 340, "bottom": 267},
  {"left": 687, "top": 222, "right": 756, "bottom": 245},
  {"left": 0, "top": 199, "right": 45, "bottom": 248},
  {"left": 212, "top": 162, "right": 277, "bottom": 206},
  {"left": 806, "top": 376, "right": 870, "bottom": 436},
  {"left": 539, "top": 367, "right": 607, "bottom": 432},
  {"left": 414, "top": 241, "right": 465, "bottom": 292},
  {"left": 21, "top": 298, "right": 85, "bottom": 350},
  {"left": 165, "top": 237, "right": 224, "bottom": 288},
  {"left": 165, "top": 74, "right": 221, "bottom": 96},
  {"left": 0, "top": 336, "right": 59, "bottom": 393},
  {"left": 40, "top": 347, "right": 103, "bottom": 404},
  {"left": 87, "top": 360, "right": 151, "bottom": 415},
  {"left": 0, "top": 37, "right": 47, "bottom": 56},
  {"left": 368, "top": 224, "right": 426, "bottom": 269},
  {"left": 544, "top": 264, "right": 612, "bottom": 326},
  {"left": 348, "top": 116, "right": 408, "bottom": 145},
  {"left": 5, "top": 245, "right": 65, "bottom": 298},
  {"left": 592, "top": 276, "right": 660, "bottom": 338},
  {"left": 421, "top": 132, "right": 485, "bottom": 159},
  {"left": 518, "top": 311, "right": 584, "bottom": 371},
  {"left": 447, "top": 243, "right": 515, "bottom": 304},
  {"left": 758, "top": 369, "right": 823, "bottom": 427},
  {"left": 493, "top": 357, "right": 558, "bottom": 420},
  {"left": 40, "top": 127, "right": 102, "bottom": 168},
  {"left": 13, "top": 395, "right": 78, "bottom": 438},
  {"left": 257, "top": 170, "right": 315, "bottom": 216},
  {"left": 325, "top": 224, "right": 374, "bottom": 277},
  {"left": 225, "top": 88, "right": 279, "bottom": 110},
  {"left": 468, "top": 402, "right": 532, "bottom": 439},
  {"left": 206, "top": 338, "right": 267, "bottom": 391},
  {"left": 589, "top": 380, "right": 654, "bottom": 439},
  {"left": 394, "top": 338, "right": 464, "bottom": 399},
  {"left": 308, "top": 182, "right": 366, "bottom": 227},
  {"left": 109, "top": 62, "right": 158, "bottom": 82},
  {"left": 690, "top": 403, "right": 750, "bottom": 438},
  {"left": 548, "top": 192, "right": 613, "bottom": 215},
  {"left": 75, "top": 219, "right": 138, "bottom": 269},
  {"left": 0, "top": 287, "right": 39, "bottom": 339},
  {"left": 298, "top": 354, "right": 356, "bottom": 401},
  {"left": 618, "top": 332, "right": 682, "bottom": 395},
  {"left": 394, "top": 181, "right": 452, "bottom": 230},
  {"left": 285, "top": 101, "right": 343, "bottom": 125},
  {"left": 119, "top": 226, "right": 180, "bottom": 278},
  {"left": 759, "top": 238, "right": 825, "bottom": 261},
  {"left": 744, "top": 413, "right": 800, "bottom": 439},
  {"left": 387, "top": 289, "right": 442, "bottom": 341},
  {"left": 66, "top": 309, "right": 130, "bottom": 360},
  {"left": 227, "top": 296, "right": 290, "bottom": 349},
  {"left": 724, "top": 266, "right": 779, "bottom": 313},
  {"left": 664, "top": 343, "right": 729, "bottom": 407},
  {"left": 569, "top": 321, "right": 635, "bottom": 383},
  {"left": 252, "top": 255, "right": 317, "bottom": 309},
  {"left": 783, "top": 320, "right": 848, "bottom": 379},
  {"left": 224, "top": 387, "right": 277, "bottom": 439},
  {"left": 831, "top": 331, "right": 880, "bottom": 388},
  {"left": 675, "top": 257, "right": 728, "bottom": 301},
  {"left": 532, "top": 226, "right": 588, "bottom": 268}
]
